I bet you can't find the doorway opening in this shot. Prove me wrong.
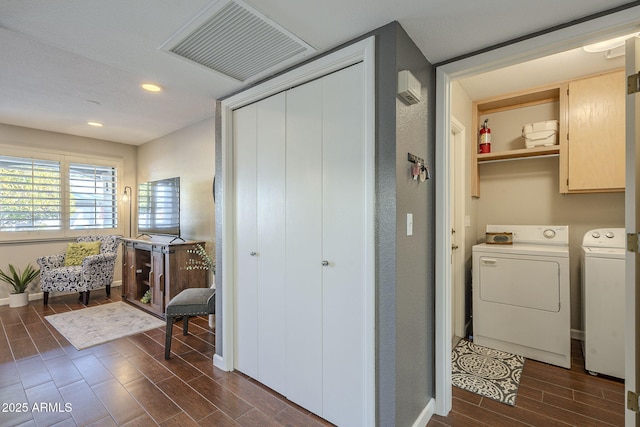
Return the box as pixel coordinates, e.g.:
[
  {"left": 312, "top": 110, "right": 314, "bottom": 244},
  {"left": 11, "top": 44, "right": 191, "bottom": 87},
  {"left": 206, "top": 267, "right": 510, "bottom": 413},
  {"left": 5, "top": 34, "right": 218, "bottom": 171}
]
[{"left": 434, "top": 7, "right": 640, "bottom": 419}]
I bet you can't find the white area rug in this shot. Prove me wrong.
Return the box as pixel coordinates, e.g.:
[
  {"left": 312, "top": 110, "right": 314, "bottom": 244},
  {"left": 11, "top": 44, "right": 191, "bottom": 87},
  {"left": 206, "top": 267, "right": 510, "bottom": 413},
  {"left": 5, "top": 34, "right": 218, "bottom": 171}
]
[
  {"left": 452, "top": 339, "right": 524, "bottom": 406},
  {"left": 45, "top": 302, "right": 165, "bottom": 350}
]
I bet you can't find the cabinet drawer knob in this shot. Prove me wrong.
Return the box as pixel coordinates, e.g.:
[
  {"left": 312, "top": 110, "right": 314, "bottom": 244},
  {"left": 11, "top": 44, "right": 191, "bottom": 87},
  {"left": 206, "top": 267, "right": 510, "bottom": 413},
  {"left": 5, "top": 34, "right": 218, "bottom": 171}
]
[
  {"left": 250, "top": 251, "right": 257, "bottom": 256},
  {"left": 322, "top": 260, "right": 329, "bottom": 266}
]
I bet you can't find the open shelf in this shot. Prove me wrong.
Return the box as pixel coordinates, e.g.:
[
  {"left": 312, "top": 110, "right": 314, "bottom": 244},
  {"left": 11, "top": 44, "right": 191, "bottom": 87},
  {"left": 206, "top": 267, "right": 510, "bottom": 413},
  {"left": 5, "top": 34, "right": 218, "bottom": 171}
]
[{"left": 477, "top": 145, "right": 560, "bottom": 163}]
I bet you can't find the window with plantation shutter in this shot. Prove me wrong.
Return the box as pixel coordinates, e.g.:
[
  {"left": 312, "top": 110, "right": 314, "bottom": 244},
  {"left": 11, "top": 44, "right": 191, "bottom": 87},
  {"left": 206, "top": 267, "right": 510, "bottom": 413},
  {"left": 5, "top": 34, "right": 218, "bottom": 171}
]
[
  {"left": 69, "top": 163, "right": 118, "bottom": 230},
  {"left": 0, "top": 156, "right": 61, "bottom": 231},
  {"left": 0, "top": 149, "right": 123, "bottom": 240}
]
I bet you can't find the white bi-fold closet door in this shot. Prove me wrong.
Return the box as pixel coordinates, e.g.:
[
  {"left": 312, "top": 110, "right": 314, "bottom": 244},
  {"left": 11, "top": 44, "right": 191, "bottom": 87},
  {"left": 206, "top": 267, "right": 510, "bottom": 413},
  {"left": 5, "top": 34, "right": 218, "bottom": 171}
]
[{"left": 233, "top": 62, "right": 366, "bottom": 426}]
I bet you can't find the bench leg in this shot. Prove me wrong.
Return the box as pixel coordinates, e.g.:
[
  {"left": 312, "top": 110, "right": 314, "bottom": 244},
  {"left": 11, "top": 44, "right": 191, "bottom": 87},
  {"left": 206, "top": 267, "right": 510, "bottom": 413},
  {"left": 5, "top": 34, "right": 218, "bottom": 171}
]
[
  {"left": 165, "top": 316, "right": 175, "bottom": 359},
  {"left": 43, "top": 292, "right": 49, "bottom": 305}
]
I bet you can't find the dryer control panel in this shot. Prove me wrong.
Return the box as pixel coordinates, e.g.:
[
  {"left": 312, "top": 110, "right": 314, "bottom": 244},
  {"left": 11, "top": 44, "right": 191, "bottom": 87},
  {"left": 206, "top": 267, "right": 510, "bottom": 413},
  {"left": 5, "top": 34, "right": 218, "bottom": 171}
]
[{"left": 486, "top": 225, "right": 569, "bottom": 246}]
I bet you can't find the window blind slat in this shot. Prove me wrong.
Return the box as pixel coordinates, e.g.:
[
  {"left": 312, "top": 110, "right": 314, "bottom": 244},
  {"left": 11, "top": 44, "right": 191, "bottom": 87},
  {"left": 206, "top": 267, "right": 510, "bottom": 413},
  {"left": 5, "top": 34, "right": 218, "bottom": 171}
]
[
  {"left": 69, "top": 163, "right": 118, "bottom": 230},
  {"left": 0, "top": 156, "right": 62, "bottom": 231},
  {"left": 0, "top": 156, "right": 119, "bottom": 233}
]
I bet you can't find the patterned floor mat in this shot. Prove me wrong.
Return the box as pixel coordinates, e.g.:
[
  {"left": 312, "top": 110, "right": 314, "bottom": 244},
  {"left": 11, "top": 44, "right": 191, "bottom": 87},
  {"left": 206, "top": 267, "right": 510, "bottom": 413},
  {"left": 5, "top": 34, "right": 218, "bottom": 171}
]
[{"left": 451, "top": 339, "right": 524, "bottom": 406}]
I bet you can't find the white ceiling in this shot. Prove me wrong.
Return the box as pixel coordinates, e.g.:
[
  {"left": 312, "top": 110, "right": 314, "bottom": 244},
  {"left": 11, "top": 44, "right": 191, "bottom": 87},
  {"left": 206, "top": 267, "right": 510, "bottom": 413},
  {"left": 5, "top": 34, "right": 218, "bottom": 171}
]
[{"left": 0, "top": 0, "right": 638, "bottom": 145}]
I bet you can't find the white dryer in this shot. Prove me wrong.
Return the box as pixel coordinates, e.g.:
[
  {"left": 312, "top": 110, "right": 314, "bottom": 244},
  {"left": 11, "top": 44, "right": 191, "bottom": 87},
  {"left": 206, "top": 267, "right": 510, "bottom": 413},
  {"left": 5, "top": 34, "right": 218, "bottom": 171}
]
[
  {"left": 472, "top": 225, "right": 571, "bottom": 369},
  {"left": 581, "top": 228, "right": 625, "bottom": 379}
]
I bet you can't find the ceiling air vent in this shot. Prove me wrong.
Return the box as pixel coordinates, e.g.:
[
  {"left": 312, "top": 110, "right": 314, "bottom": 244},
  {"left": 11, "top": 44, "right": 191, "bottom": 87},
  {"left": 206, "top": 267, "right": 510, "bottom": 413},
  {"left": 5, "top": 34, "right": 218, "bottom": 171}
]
[{"left": 161, "top": 0, "right": 315, "bottom": 83}]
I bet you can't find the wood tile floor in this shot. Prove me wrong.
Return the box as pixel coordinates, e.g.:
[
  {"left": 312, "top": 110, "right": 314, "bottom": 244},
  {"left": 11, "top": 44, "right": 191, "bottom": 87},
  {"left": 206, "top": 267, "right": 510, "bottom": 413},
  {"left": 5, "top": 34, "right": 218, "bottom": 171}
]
[
  {"left": 428, "top": 339, "right": 625, "bottom": 427},
  {"left": 1, "top": 289, "right": 626, "bottom": 426},
  {"left": 0, "top": 289, "right": 333, "bottom": 427}
]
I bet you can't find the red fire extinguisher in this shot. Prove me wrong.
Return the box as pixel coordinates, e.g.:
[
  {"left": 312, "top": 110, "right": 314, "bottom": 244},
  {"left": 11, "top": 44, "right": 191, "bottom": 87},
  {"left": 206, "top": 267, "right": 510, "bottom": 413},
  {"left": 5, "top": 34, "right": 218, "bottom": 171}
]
[{"left": 479, "top": 119, "right": 491, "bottom": 153}]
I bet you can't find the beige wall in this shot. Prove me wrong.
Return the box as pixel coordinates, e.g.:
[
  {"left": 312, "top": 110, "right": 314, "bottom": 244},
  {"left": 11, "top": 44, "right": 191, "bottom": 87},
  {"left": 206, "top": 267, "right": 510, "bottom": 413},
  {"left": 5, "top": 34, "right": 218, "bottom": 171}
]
[
  {"left": 0, "top": 117, "right": 216, "bottom": 303},
  {"left": 453, "top": 82, "right": 625, "bottom": 333},
  {"left": 136, "top": 116, "right": 215, "bottom": 253},
  {"left": 0, "top": 123, "right": 137, "bottom": 300},
  {"left": 477, "top": 157, "right": 624, "bottom": 330}
]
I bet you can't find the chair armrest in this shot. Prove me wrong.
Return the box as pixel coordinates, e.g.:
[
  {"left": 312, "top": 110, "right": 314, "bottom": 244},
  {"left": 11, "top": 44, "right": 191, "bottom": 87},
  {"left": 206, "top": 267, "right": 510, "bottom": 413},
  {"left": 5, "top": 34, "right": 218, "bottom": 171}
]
[
  {"left": 36, "top": 254, "right": 65, "bottom": 271},
  {"left": 82, "top": 252, "right": 117, "bottom": 268}
]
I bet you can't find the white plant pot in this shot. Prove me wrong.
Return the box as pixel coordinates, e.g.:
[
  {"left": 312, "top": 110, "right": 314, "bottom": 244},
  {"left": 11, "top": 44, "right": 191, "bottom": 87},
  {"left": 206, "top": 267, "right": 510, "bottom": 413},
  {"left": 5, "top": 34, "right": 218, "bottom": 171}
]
[{"left": 9, "top": 292, "right": 28, "bottom": 308}]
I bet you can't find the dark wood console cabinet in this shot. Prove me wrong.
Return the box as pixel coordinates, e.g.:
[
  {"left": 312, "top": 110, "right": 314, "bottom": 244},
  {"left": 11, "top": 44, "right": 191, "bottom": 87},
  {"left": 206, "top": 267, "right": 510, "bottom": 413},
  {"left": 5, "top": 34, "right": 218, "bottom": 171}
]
[{"left": 121, "top": 238, "right": 208, "bottom": 316}]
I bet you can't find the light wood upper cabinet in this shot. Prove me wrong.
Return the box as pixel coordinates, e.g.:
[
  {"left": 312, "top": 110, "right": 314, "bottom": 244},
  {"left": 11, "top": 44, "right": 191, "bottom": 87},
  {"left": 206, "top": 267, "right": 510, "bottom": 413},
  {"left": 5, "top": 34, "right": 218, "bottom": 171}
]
[
  {"left": 561, "top": 70, "right": 625, "bottom": 193},
  {"left": 470, "top": 70, "right": 625, "bottom": 197}
]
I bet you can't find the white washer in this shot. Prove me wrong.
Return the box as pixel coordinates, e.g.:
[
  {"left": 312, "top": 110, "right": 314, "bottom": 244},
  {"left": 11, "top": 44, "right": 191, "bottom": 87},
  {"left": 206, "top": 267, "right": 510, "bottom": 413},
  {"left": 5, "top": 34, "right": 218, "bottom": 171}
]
[
  {"left": 581, "top": 228, "right": 625, "bottom": 379},
  {"left": 472, "top": 225, "right": 571, "bottom": 369}
]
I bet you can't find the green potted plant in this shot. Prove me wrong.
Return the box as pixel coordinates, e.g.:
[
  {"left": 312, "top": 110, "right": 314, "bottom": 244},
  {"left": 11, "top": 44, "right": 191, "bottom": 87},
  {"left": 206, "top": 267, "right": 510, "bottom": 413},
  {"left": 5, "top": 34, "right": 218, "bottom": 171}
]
[{"left": 0, "top": 263, "right": 40, "bottom": 308}]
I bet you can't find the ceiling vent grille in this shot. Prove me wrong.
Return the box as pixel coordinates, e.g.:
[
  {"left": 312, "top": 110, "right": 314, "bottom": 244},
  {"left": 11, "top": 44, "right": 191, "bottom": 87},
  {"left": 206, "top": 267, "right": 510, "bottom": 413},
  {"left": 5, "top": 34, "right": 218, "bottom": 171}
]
[{"left": 163, "top": 0, "right": 315, "bottom": 82}]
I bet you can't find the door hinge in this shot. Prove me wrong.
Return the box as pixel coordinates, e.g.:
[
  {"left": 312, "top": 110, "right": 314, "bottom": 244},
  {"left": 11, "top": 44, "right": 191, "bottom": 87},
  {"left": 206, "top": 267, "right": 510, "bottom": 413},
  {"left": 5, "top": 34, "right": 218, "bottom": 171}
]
[
  {"left": 629, "top": 72, "right": 640, "bottom": 95},
  {"left": 628, "top": 233, "right": 640, "bottom": 253},
  {"left": 628, "top": 390, "right": 640, "bottom": 412}
]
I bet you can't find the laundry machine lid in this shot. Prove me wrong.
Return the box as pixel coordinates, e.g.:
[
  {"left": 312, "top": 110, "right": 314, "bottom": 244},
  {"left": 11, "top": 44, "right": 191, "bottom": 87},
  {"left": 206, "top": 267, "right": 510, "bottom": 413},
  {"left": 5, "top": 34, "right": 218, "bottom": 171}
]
[{"left": 582, "top": 246, "right": 625, "bottom": 259}]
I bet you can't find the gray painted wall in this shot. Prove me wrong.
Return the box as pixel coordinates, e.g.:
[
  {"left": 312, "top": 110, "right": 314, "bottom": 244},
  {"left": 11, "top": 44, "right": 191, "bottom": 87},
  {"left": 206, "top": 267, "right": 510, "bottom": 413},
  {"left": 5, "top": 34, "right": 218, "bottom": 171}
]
[
  {"left": 214, "top": 21, "right": 436, "bottom": 427},
  {"left": 393, "top": 25, "right": 435, "bottom": 427},
  {"left": 366, "top": 22, "right": 435, "bottom": 427}
]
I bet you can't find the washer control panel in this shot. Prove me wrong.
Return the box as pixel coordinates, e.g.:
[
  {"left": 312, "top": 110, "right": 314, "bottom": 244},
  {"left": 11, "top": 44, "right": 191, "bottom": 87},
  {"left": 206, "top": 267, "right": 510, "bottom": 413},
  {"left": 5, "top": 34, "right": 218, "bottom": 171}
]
[{"left": 582, "top": 228, "right": 626, "bottom": 248}]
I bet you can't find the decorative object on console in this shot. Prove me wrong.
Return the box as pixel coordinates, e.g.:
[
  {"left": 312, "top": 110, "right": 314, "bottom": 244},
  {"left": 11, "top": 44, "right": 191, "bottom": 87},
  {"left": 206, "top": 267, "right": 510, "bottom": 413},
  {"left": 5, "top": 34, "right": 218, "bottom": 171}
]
[
  {"left": 0, "top": 263, "right": 40, "bottom": 308},
  {"left": 37, "top": 235, "right": 120, "bottom": 305},
  {"left": 185, "top": 243, "right": 215, "bottom": 274}
]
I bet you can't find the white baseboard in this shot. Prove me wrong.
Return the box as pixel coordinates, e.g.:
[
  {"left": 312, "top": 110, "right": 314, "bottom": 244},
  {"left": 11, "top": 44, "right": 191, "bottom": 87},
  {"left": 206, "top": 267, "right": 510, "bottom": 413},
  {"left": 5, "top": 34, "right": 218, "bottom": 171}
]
[
  {"left": 0, "top": 291, "right": 43, "bottom": 306},
  {"left": 412, "top": 398, "right": 435, "bottom": 427},
  {"left": 213, "top": 354, "right": 229, "bottom": 371},
  {"left": 571, "top": 329, "right": 584, "bottom": 341},
  {"left": 0, "top": 282, "right": 122, "bottom": 306}
]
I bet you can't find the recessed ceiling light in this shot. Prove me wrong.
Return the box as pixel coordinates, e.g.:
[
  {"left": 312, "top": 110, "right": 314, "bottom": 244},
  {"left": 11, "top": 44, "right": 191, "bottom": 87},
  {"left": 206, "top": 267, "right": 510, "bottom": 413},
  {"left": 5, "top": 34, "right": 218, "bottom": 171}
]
[
  {"left": 141, "top": 83, "right": 163, "bottom": 92},
  {"left": 87, "top": 121, "right": 103, "bottom": 127}
]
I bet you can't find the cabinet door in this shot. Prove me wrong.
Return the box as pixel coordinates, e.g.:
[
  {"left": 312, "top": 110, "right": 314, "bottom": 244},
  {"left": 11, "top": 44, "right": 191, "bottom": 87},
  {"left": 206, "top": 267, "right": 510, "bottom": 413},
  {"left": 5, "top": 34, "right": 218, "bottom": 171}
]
[
  {"left": 567, "top": 70, "right": 625, "bottom": 191},
  {"left": 122, "top": 243, "right": 136, "bottom": 300},
  {"left": 234, "top": 92, "right": 287, "bottom": 395},
  {"left": 149, "top": 246, "right": 164, "bottom": 313}
]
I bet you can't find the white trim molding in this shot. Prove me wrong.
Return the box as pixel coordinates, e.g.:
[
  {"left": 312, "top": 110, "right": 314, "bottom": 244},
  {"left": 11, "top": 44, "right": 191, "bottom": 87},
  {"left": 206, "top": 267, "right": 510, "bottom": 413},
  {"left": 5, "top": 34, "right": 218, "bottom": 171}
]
[
  {"left": 219, "top": 36, "right": 376, "bottom": 425},
  {"left": 434, "top": 5, "right": 640, "bottom": 418}
]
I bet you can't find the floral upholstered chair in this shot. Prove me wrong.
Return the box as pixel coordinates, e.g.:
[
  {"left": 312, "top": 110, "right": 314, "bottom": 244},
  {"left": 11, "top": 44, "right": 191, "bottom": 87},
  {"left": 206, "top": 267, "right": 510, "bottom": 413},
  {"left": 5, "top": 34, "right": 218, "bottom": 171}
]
[{"left": 37, "top": 235, "right": 120, "bottom": 305}]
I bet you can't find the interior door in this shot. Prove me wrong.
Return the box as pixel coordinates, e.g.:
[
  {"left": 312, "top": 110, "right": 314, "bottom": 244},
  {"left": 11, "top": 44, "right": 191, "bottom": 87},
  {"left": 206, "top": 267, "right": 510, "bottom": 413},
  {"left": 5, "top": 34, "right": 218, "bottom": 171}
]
[
  {"left": 450, "top": 117, "right": 466, "bottom": 339},
  {"left": 322, "top": 62, "right": 366, "bottom": 427},
  {"left": 285, "top": 78, "right": 323, "bottom": 414},
  {"left": 626, "top": 35, "right": 640, "bottom": 427},
  {"left": 234, "top": 93, "right": 287, "bottom": 395},
  {"left": 233, "top": 102, "right": 259, "bottom": 379}
]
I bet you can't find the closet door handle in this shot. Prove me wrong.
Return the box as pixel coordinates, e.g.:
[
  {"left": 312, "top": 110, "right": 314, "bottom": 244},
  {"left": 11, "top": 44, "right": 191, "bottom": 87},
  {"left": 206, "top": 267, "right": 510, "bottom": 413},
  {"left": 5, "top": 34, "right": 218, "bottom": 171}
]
[
  {"left": 321, "top": 260, "right": 329, "bottom": 266},
  {"left": 250, "top": 251, "right": 257, "bottom": 256}
]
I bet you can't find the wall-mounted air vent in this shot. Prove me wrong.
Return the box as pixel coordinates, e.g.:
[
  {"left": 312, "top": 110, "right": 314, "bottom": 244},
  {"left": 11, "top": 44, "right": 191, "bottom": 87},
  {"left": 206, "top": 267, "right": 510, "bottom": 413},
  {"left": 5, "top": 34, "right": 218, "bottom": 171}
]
[{"left": 161, "top": 0, "right": 315, "bottom": 83}]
